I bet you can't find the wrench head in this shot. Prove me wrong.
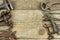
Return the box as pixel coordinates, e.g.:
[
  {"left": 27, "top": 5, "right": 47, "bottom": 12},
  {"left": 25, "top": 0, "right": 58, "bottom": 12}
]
[{"left": 41, "top": 2, "right": 48, "bottom": 11}]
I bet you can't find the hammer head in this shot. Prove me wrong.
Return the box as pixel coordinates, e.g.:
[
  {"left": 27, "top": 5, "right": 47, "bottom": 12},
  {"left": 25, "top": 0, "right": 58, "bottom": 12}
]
[{"left": 3, "top": 0, "right": 13, "bottom": 10}]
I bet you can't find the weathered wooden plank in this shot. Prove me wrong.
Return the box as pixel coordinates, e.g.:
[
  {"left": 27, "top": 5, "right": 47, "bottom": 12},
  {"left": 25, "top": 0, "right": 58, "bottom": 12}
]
[
  {"left": 11, "top": 10, "right": 47, "bottom": 38},
  {"left": 10, "top": 10, "right": 60, "bottom": 40}
]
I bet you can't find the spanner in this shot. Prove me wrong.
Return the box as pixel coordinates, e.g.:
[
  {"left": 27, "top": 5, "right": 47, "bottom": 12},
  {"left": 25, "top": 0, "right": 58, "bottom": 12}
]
[
  {"left": 43, "top": 13, "right": 60, "bottom": 40},
  {"left": 41, "top": 2, "right": 60, "bottom": 11}
]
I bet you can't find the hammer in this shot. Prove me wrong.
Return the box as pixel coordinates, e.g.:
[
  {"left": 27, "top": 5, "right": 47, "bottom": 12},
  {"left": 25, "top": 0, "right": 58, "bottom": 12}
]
[{"left": 0, "top": 0, "right": 13, "bottom": 10}]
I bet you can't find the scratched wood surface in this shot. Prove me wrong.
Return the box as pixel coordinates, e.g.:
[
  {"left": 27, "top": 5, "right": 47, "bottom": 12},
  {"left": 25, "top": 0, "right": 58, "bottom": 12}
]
[
  {"left": 0, "top": 7, "right": 60, "bottom": 40},
  {"left": 11, "top": 10, "right": 60, "bottom": 40},
  {"left": 0, "top": 0, "right": 60, "bottom": 10},
  {"left": 11, "top": 0, "right": 60, "bottom": 10},
  {"left": 0, "top": 0, "right": 60, "bottom": 40}
]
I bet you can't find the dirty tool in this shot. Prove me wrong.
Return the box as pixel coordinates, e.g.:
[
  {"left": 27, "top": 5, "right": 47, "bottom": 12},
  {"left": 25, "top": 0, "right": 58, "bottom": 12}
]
[
  {"left": 1, "top": 11, "right": 13, "bottom": 29},
  {"left": 0, "top": 11, "right": 11, "bottom": 22},
  {"left": 44, "top": 14, "right": 60, "bottom": 40},
  {"left": 41, "top": 2, "right": 60, "bottom": 11},
  {"left": 41, "top": 1, "right": 60, "bottom": 40},
  {"left": 0, "top": 0, "right": 13, "bottom": 10},
  {"left": 0, "top": 11, "right": 13, "bottom": 30}
]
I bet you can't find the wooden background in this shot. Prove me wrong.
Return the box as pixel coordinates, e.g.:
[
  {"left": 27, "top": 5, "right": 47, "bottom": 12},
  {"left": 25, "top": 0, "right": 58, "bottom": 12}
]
[{"left": 0, "top": 0, "right": 60, "bottom": 40}]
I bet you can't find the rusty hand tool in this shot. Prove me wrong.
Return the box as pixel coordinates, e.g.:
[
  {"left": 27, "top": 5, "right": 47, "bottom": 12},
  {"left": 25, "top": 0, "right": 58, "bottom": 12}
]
[
  {"left": 0, "top": 11, "right": 13, "bottom": 30},
  {"left": 41, "top": 1, "right": 60, "bottom": 40},
  {"left": 41, "top": 2, "right": 60, "bottom": 11},
  {"left": 46, "top": 14, "right": 59, "bottom": 33},
  {"left": 43, "top": 14, "right": 60, "bottom": 40},
  {"left": 49, "top": 17, "right": 59, "bottom": 34},
  {"left": 0, "top": 11, "right": 11, "bottom": 22},
  {"left": 2, "top": 11, "right": 13, "bottom": 29}
]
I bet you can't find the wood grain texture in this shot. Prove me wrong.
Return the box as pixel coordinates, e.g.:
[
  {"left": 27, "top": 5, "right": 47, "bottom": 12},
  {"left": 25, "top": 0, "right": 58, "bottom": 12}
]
[
  {"left": 10, "top": 10, "right": 60, "bottom": 40},
  {"left": 0, "top": 0, "right": 60, "bottom": 40},
  {"left": 11, "top": 0, "right": 46, "bottom": 10},
  {"left": 11, "top": 10, "right": 47, "bottom": 38},
  {"left": 11, "top": 0, "right": 60, "bottom": 10}
]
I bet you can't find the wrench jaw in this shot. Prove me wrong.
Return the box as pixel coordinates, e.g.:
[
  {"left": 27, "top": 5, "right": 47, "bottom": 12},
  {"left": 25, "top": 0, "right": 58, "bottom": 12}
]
[
  {"left": 41, "top": 2, "right": 60, "bottom": 11},
  {"left": 40, "top": 2, "right": 47, "bottom": 11},
  {"left": 40, "top": 2, "right": 50, "bottom": 11}
]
